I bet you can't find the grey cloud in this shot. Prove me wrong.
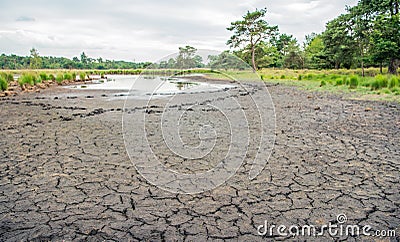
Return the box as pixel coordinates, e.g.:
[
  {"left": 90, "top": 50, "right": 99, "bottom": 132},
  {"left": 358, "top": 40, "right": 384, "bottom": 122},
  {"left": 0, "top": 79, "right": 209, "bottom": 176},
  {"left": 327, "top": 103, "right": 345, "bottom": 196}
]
[{"left": 0, "top": 0, "right": 357, "bottom": 61}]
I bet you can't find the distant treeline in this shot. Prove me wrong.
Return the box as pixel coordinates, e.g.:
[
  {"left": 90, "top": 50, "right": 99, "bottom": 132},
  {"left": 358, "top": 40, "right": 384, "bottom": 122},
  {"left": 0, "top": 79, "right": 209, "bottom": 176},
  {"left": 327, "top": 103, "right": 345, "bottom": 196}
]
[{"left": 0, "top": 50, "right": 152, "bottom": 70}]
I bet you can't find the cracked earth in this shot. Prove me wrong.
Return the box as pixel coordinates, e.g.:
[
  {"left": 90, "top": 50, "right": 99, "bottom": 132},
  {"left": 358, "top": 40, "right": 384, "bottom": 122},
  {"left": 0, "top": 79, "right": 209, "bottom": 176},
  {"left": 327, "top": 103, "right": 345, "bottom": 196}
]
[{"left": 0, "top": 79, "right": 399, "bottom": 241}]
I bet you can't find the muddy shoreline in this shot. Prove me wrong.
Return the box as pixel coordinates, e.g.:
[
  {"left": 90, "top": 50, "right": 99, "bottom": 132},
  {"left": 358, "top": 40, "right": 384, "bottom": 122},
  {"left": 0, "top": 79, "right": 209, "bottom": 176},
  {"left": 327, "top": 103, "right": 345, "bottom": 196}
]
[{"left": 0, "top": 79, "right": 399, "bottom": 240}]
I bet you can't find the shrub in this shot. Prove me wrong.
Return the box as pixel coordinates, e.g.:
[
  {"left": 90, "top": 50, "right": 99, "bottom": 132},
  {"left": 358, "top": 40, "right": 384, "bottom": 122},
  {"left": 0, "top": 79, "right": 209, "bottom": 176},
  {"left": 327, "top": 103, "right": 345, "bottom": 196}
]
[
  {"left": 349, "top": 76, "right": 359, "bottom": 89},
  {"left": 0, "top": 76, "right": 8, "bottom": 91},
  {"left": 381, "top": 88, "right": 391, "bottom": 94},
  {"left": 79, "top": 72, "right": 86, "bottom": 81},
  {"left": 320, "top": 80, "right": 327, "bottom": 87},
  {"left": 72, "top": 72, "right": 77, "bottom": 81},
  {"left": 389, "top": 76, "right": 399, "bottom": 89},
  {"left": 49, "top": 74, "right": 56, "bottom": 81},
  {"left": 391, "top": 87, "right": 400, "bottom": 95},
  {"left": 298, "top": 74, "right": 302, "bottom": 80},
  {"left": 39, "top": 72, "right": 48, "bottom": 81},
  {"left": 56, "top": 73, "right": 64, "bottom": 84},
  {"left": 335, "top": 78, "right": 343, "bottom": 86},
  {"left": 374, "top": 75, "right": 388, "bottom": 89},
  {"left": 18, "top": 73, "right": 35, "bottom": 87},
  {"left": 280, "top": 75, "right": 286, "bottom": 79},
  {"left": 63, "top": 73, "right": 73, "bottom": 81},
  {"left": 1, "top": 73, "right": 14, "bottom": 82}
]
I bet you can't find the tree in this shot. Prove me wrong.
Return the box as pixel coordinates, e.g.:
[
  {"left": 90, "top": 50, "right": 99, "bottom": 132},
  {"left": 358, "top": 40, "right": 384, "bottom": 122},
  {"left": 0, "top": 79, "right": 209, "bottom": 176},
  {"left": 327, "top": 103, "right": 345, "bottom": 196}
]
[
  {"left": 175, "top": 46, "right": 203, "bottom": 69},
  {"left": 304, "top": 34, "right": 327, "bottom": 69},
  {"left": 322, "top": 14, "right": 358, "bottom": 69},
  {"left": 80, "top": 52, "right": 88, "bottom": 65},
  {"left": 371, "top": 13, "right": 400, "bottom": 74},
  {"left": 29, "top": 48, "right": 42, "bottom": 69},
  {"left": 227, "top": 8, "right": 278, "bottom": 71}
]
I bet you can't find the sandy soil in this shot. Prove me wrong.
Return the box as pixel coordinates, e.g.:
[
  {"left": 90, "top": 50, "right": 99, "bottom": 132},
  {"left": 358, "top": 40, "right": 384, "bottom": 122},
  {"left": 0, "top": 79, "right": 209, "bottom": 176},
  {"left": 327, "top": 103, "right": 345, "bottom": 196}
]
[{"left": 0, "top": 79, "right": 399, "bottom": 241}]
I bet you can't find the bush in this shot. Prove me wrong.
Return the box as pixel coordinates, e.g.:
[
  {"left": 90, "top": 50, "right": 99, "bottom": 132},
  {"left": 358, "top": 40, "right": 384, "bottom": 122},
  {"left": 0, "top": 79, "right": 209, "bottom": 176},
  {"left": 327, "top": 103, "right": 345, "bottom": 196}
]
[
  {"left": 389, "top": 76, "right": 399, "bottom": 89},
  {"left": 56, "top": 73, "right": 64, "bottom": 84},
  {"left": 49, "top": 74, "right": 55, "bottom": 81},
  {"left": 63, "top": 73, "right": 73, "bottom": 81},
  {"left": 72, "top": 72, "right": 77, "bottom": 81},
  {"left": 39, "top": 72, "right": 48, "bottom": 81},
  {"left": 320, "top": 80, "right": 327, "bottom": 87},
  {"left": 298, "top": 74, "right": 302, "bottom": 80},
  {"left": 280, "top": 75, "right": 286, "bottom": 79},
  {"left": 381, "top": 88, "right": 391, "bottom": 94},
  {"left": 335, "top": 78, "right": 343, "bottom": 86},
  {"left": 79, "top": 72, "right": 86, "bottom": 81},
  {"left": 18, "top": 73, "right": 35, "bottom": 87},
  {"left": 349, "top": 76, "right": 359, "bottom": 89},
  {"left": 391, "top": 87, "right": 400, "bottom": 95},
  {"left": 372, "top": 75, "right": 388, "bottom": 90},
  {"left": 0, "top": 76, "right": 8, "bottom": 91},
  {"left": 1, "top": 73, "right": 14, "bottom": 82}
]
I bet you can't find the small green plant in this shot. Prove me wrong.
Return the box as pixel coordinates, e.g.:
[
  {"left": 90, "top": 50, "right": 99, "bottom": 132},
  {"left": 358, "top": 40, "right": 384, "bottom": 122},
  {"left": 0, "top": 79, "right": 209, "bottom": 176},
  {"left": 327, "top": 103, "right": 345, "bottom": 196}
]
[
  {"left": 389, "top": 76, "right": 399, "bottom": 89},
  {"left": 34, "top": 75, "right": 41, "bottom": 84},
  {"left": 63, "top": 73, "right": 73, "bottom": 81},
  {"left": 280, "top": 75, "right": 286, "bottom": 79},
  {"left": 49, "top": 74, "right": 56, "bottom": 81},
  {"left": 79, "top": 72, "right": 86, "bottom": 81},
  {"left": 349, "top": 76, "right": 359, "bottom": 89},
  {"left": 381, "top": 88, "right": 391, "bottom": 94},
  {"left": 320, "top": 80, "right": 327, "bottom": 87},
  {"left": 0, "top": 76, "right": 8, "bottom": 91},
  {"left": 335, "top": 78, "right": 343, "bottom": 86},
  {"left": 72, "top": 72, "right": 77, "bottom": 81},
  {"left": 56, "top": 73, "right": 64, "bottom": 84},
  {"left": 39, "top": 72, "right": 48, "bottom": 81},
  {"left": 18, "top": 73, "right": 35, "bottom": 87},
  {"left": 373, "top": 75, "right": 388, "bottom": 89},
  {"left": 298, "top": 74, "right": 302, "bottom": 80}
]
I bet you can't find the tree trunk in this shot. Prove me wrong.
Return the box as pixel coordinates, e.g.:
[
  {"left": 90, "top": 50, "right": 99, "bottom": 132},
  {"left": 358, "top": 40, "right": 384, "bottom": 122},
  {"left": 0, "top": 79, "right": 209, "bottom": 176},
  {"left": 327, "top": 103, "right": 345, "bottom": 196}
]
[
  {"left": 388, "top": 58, "right": 399, "bottom": 75},
  {"left": 251, "top": 46, "right": 257, "bottom": 72},
  {"left": 360, "top": 43, "right": 365, "bottom": 77}
]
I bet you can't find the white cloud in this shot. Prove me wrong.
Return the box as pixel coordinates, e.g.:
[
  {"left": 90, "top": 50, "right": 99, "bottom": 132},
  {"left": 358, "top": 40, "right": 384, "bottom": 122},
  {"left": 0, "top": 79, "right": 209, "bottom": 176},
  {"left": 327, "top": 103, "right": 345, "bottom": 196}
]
[{"left": 0, "top": 0, "right": 357, "bottom": 61}]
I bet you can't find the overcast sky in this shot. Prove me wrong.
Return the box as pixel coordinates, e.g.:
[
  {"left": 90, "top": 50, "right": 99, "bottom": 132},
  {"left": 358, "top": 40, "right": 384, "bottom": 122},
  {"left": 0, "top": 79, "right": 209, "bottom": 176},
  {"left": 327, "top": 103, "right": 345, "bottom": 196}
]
[{"left": 0, "top": 0, "right": 357, "bottom": 62}]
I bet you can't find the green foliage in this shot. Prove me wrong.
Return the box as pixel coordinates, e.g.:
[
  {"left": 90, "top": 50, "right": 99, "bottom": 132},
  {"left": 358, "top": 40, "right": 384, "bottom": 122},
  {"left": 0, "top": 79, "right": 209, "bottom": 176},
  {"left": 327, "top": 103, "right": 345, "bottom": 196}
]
[
  {"left": 389, "top": 76, "right": 399, "bottom": 89},
  {"left": 349, "top": 76, "right": 359, "bottom": 89},
  {"left": 335, "top": 78, "right": 343, "bottom": 86},
  {"left": 0, "top": 76, "right": 8, "bottom": 91},
  {"left": 373, "top": 75, "right": 388, "bottom": 89},
  {"left": 79, "top": 72, "right": 86, "bottom": 81},
  {"left": 39, "top": 72, "right": 48, "bottom": 81},
  {"left": 56, "top": 73, "right": 64, "bottom": 84},
  {"left": 63, "top": 73, "right": 73, "bottom": 81},
  {"left": 18, "top": 73, "right": 35, "bottom": 87},
  {"left": 227, "top": 8, "right": 279, "bottom": 70},
  {"left": 29, "top": 48, "right": 42, "bottom": 69},
  {"left": 72, "top": 72, "right": 77, "bottom": 81},
  {"left": 320, "top": 80, "right": 327, "bottom": 86},
  {"left": 48, "top": 74, "right": 55, "bottom": 81}
]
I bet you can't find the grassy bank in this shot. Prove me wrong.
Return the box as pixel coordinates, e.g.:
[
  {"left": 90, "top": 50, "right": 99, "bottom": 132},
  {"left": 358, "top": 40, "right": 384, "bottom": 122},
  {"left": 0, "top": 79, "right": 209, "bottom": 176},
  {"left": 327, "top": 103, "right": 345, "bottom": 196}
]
[{"left": 256, "top": 68, "right": 400, "bottom": 102}]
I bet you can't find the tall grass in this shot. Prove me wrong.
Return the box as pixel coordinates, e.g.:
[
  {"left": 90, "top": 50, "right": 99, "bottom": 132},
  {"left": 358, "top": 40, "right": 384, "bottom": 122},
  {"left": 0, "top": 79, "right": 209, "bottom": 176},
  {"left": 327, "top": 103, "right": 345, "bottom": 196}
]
[
  {"left": 0, "top": 76, "right": 8, "bottom": 91},
  {"left": 18, "top": 73, "right": 35, "bottom": 87}
]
